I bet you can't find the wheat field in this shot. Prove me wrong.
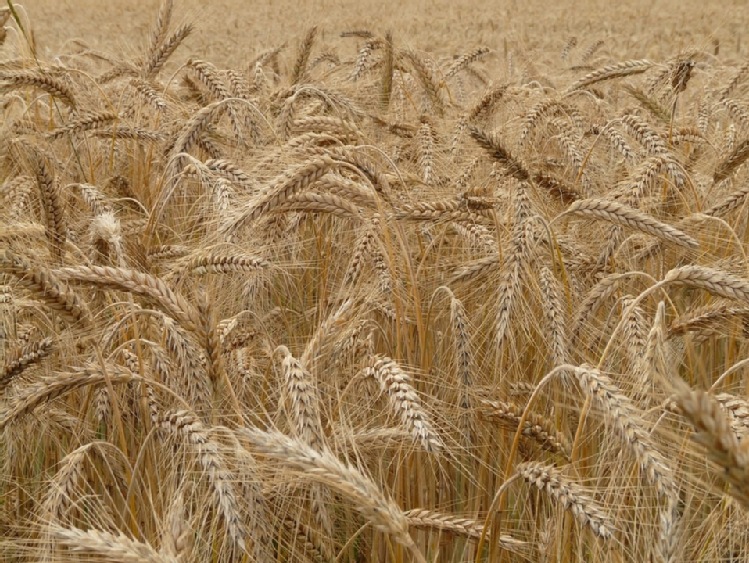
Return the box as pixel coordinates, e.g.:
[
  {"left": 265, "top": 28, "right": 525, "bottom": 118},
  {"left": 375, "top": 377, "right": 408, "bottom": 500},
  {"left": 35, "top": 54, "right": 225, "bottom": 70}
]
[{"left": 3, "top": 0, "right": 749, "bottom": 561}]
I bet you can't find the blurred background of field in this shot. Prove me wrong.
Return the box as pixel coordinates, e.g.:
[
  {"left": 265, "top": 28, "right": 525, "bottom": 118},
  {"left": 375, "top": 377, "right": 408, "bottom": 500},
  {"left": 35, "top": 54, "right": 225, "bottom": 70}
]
[{"left": 19, "top": 0, "right": 749, "bottom": 64}]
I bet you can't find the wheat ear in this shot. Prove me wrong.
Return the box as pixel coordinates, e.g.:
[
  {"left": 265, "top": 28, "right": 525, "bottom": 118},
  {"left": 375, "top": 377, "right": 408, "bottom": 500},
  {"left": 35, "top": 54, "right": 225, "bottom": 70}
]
[
  {"left": 516, "top": 461, "right": 615, "bottom": 540},
  {"left": 157, "top": 410, "right": 247, "bottom": 551},
  {"left": 54, "top": 265, "right": 200, "bottom": 333},
  {"left": 0, "top": 250, "right": 90, "bottom": 326},
  {"left": 365, "top": 355, "right": 443, "bottom": 453},
  {"left": 664, "top": 265, "right": 749, "bottom": 305},
  {"left": 404, "top": 509, "right": 527, "bottom": 553},
  {"left": 675, "top": 387, "right": 749, "bottom": 507},
  {"left": 569, "top": 365, "right": 678, "bottom": 500},
  {"left": 567, "top": 59, "right": 652, "bottom": 92},
  {"left": 0, "top": 366, "right": 139, "bottom": 432},
  {"left": 561, "top": 199, "right": 698, "bottom": 249},
  {"left": 49, "top": 526, "right": 175, "bottom": 563},
  {"left": 239, "top": 427, "right": 427, "bottom": 563}
]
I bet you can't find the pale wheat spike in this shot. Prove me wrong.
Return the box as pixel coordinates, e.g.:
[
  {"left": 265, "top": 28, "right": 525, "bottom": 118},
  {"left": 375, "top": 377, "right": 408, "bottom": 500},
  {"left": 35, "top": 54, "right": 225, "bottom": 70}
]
[
  {"left": 621, "top": 111, "right": 668, "bottom": 155},
  {"left": 467, "top": 82, "right": 509, "bottom": 121},
  {"left": 157, "top": 410, "right": 247, "bottom": 551},
  {"left": 713, "top": 139, "right": 749, "bottom": 184},
  {"left": 343, "top": 228, "right": 375, "bottom": 287},
  {"left": 518, "top": 98, "right": 564, "bottom": 145},
  {"left": 222, "top": 157, "right": 340, "bottom": 235},
  {"left": 50, "top": 526, "right": 176, "bottom": 563},
  {"left": 722, "top": 97, "right": 749, "bottom": 129},
  {"left": 715, "top": 394, "right": 749, "bottom": 434},
  {"left": 445, "top": 47, "right": 491, "bottom": 79},
  {"left": 162, "top": 488, "right": 191, "bottom": 560},
  {"left": 579, "top": 39, "right": 605, "bottom": 63},
  {"left": 292, "top": 26, "right": 318, "bottom": 84},
  {"left": 148, "top": 0, "right": 174, "bottom": 52},
  {"left": 277, "top": 345, "right": 324, "bottom": 448},
  {"left": 516, "top": 461, "right": 615, "bottom": 540},
  {"left": 664, "top": 265, "right": 749, "bottom": 305},
  {"left": 0, "top": 70, "right": 77, "bottom": 107},
  {"left": 496, "top": 187, "right": 532, "bottom": 349},
  {"left": 621, "top": 295, "right": 648, "bottom": 373},
  {"left": 282, "top": 517, "right": 334, "bottom": 562},
  {"left": 166, "top": 252, "right": 270, "bottom": 280},
  {"left": 238, "top": 428, "right": 426, "bottom": 563},
  {"left": 10, "top": 140, "right": 67, "bottom": 263},
  {"left": 42, "top": 444, "right": 91, "bottom": 522},
  {"left": 539, "top": 266, "right": 568, "bottom": 365},
  {"left": 637, "top": 301, "right": 669, "bottom": 397},
  {"left": 203, "top": 158, "right": 254, "bottom": 188},
  {"left": 718, "top": 60, "right": 749, "bottom": 99},
  {"left": 562, "top": 198, "right": 698, "bottom": 249},
  {"left": 704, "top": 184, "right": 749, "bottom": 218},
  {"left": 188, "top": 58, "right": 232, "bottom": 100},
  {"left": 381, "top": 32, "right": 394, "bottom": 109},
  {"left": 404, "top": 509, "right": 528, "bottom": 553},
  {"left": 350, "top": 37, "right": 383, "bottom": 81},
  {"left": 0, "top": 366, "right": 139, "bottom": 432},
  {"left": 480, "top": 399, "right": 571, "bottom": 459},
  {"left": 311, "top": 174, "right": 377, "bottom": 207},
  {"left": 568, "top": 365, "right": 678, "bottom": 500},
  {"left": 595, "top": 123, "right": 637, "bottom": 161},
  {"left": 401, "top": 49, "right": 444, "bottom": 114},
  {"left": 46, "top": 110, "right": 118, "bottom": 139},
  {"left": 143, "top": 23, "right": 193, "bottom": 77},
  {"left": 196, "top": 291, "right": 224, "bottom": 389},
  {"left": 365, "top": 355, "right": 443, "bottom": 453},
  {"left": 668, "top": 301, "right": 749, "bottom": 338},
  {"left": 622, "top": 84, "right": 671, "bottom": 123},
  {"left": 0, "top": 250, "right": 90, "bottom": 326},
  {"left": 468, "top": 125, "right": 530, "bottom": 182},
  {"left": 277, "top": 191, "right": 365, "bottom": 218},
  {"left": 404, "top": 508, "right": 483, "bottom": 539},
  {"left": 159, "top": 315, "right": 211, "bottom": 415},
  {"left": 300, "top": 298, "right": 354, "bottom": 370},
  {"left": 417, "top": 116, "right": 436, "bottom": 185},
  {"left": 93, "top": 125, "right": 163, "bottom": 141},
  {"left": 675, "top": 387, "right": 749, "bottom": 507},
  {"left": 1, "top": 336, "right": 53, "bottom": 392},
  {"left": 167, "top": 99, "right": 227, "bottom": 157},
  {"left": 54, "top": 264, "right": 200, "bottom": 333},
  {"left": 561, "top": 36, "right": 578, "bottom": 60},
  {"left": 394, "top": 199, "right": 493, "bottom": 224},
  {"left": 291, "top": 115, "right": 361, "bottom": 139},
  {"left": 550, "top": 117, "right": 584, "bottom": 175},
  {"left": 0, "top": 285, "right": 15, "bottom": 364},
  {"left": 567, "top": 59, "right": 652, "bottom": 92},
  {"left": 435, "top": 286, "right": 474, "bottom": 444},
  {"left": 656, "top": 499, "right": 681, "bottom": 563}
]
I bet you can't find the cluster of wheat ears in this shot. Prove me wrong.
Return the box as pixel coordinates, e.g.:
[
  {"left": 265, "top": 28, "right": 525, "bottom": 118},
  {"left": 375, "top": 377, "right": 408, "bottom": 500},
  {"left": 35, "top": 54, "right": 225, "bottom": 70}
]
[{"left": 3, "top": 1, "right": 749, "bottom": 561}]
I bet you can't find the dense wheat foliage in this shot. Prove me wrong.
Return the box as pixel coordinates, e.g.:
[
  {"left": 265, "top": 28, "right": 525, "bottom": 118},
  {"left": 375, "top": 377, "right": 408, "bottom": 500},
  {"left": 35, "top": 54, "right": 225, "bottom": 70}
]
[{"left": 5, "top": 0, "right": 749, "bottom": 561}]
